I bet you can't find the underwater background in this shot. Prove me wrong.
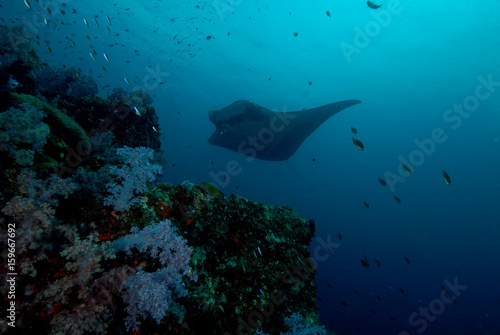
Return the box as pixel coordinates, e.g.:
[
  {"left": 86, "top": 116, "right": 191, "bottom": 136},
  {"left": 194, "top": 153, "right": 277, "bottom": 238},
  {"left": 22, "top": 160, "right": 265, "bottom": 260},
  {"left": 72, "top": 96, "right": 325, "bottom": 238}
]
[{"left": 2, "top": 0, "right": 500, "bottom": 334}]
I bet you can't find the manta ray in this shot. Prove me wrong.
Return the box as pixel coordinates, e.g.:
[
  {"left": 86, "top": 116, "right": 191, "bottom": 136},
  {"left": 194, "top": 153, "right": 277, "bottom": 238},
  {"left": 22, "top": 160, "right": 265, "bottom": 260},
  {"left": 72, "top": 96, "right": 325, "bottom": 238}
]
[{"left": 208, "top": 99, "right": 361, "bottom": 161}]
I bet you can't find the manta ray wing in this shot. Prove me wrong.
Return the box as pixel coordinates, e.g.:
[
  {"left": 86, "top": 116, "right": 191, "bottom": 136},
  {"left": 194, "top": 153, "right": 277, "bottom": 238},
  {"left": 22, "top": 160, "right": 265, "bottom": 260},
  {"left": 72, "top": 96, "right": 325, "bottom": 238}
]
[{"left": 208, "top": 99, "right": 361, "bottom": 161}]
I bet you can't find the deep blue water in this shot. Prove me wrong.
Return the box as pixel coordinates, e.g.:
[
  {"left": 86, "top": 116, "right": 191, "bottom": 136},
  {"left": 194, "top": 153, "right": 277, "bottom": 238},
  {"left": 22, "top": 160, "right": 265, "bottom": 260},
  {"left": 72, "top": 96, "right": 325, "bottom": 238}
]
[{"left": 3, "top": 0, "right": 500, "bottom": 334}]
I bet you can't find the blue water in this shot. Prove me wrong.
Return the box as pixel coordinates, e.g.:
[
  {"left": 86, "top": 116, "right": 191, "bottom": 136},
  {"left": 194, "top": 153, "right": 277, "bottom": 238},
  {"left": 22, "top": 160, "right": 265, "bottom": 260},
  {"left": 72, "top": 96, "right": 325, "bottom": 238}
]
[{"left": 3, "top": 1, "right": 500, "bottom": 334}]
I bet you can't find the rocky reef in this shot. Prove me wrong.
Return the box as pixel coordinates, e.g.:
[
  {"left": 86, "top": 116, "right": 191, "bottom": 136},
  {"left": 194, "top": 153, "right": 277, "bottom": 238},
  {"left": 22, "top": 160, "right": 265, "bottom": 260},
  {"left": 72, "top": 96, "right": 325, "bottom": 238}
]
[{"left": 0, "top": 24, "right": 326, "bottom": 334}]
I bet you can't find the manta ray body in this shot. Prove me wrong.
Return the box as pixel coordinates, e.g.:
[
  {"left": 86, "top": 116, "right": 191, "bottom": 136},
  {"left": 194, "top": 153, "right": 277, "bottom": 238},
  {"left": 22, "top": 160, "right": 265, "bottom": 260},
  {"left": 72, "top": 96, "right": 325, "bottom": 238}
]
[{"left": 208, "top": 99, "right": 361, "bottom": 161}]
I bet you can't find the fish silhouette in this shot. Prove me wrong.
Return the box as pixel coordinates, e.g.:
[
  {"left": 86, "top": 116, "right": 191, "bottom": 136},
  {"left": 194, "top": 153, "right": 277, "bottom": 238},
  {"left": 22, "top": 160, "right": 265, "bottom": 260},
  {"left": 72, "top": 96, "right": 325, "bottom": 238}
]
[{"left": 208, "top": 99, "right": 361, "bottom": 160}]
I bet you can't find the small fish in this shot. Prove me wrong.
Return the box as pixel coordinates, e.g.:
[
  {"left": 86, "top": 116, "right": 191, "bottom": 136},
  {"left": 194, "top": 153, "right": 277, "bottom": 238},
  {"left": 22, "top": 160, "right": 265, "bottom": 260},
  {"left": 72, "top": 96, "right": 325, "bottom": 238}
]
[
  {"left": 363, "top": 201, "right": 369, "bottom": 209},
  {"left": 102, "top": 66, "right": 106, "bottom": 72},
  {"left": 297, "top": 256, "right": 303, "bottom": 263},
  {"left": 83, "top": 18, "right": 89, "bottom": 29},
  {"left": 399, "top": 287, "right": 405, "bottom": 294},
  {"left": 93, "top": 17, "right": 99, "bottom": 28},
  {"left": 361, "top": 255, "right": 370, "bottom": 268},
  {"left": 103, "top": 52, "right": 110, "bottom": 63},
  {"left": 373, "top": 258, "right": 381, "bottom": 267},
  {"left": 107, "top": 26, "right": 111, "bottom": 34},
  {"left": 361, "top": 259, "right": 370, "bottom": 268},
  {"left": 293, "top": 32, "right": 298, "bottom": 37},
  {"left": 123, "top": 77, "right": 130, "bottom": 86},
  {"left": 352, "top": 137, "right": 364, "bottom": 151},
  {"left": 351, "top": 126, "right": 358, "bottom": 134},
  {"left": 442, "top": 170, "right": 451, "bottom": 185},
  {"left": 378, "top": 178, "right": 387, "bottom": 186},
  {"left": 133, "top": 106, "right": 141, "bottom": 116},
  {"left": 89, "top": 52, "right": 96, "bottom": 62},
  {"left": 337, "top": 232, "right": 342, "bottom": 241},
  {"left": 326, "top": 10, "right": 331, "bottom": 17},
  {"left": 394, "top": 195, "right": 401, "bottom": 204},
  {"left": 189, "top": 269, "right": 194, "bottom": 278},
  {"left": 47, "top": 46, "right": 52, "bottom": 53},
  {"left": 404, "top": 256, "right": 410, "bottom": 264},
  {"left": 308, "top": 81, "right": 312, "bottom": 86},
  {"left": 376, "top": 295, "right": 382, "bottom": 301},
  {"left": 152, "top": 126, "right": 158, "bottom": 132},
  {"left": 106, "top": 15, "right": 111, "bottom": 25},
  {"left": 46, "top": 7, "right": 52, "bottom": 15},
  {"left": 440, "top": 284, "right": 448, "bottom": 293},
  {"left": 257, "top": 246, "right": 262, "bottom": 256},
  {"left": 24, "top": 0, "right": 32, "bottom": 9},
  {"left": 206, "top": 35, "right": 213, "bottom": 40},
  {"left": 340, "top": 301, "right": 347, "bottom": 307},
  {"left": 44, "top": 18, "right": 49, "bottom": 26},
  {"left": 73, "top": 8, "right": 77, "bottom": 14},
  {"left": 353, "top": 289, "right": 359, "bottom": 295},
  {"left": 402, "top": 163, "right": 412, "bottom": 175},
  {"left": 76, "top": 72, "right": 81, "bottom": 79},
  {"left": 366, "top": 1, "right": 382, "bottom": 9},
  {"left": 327, "top": 282, "right": 331, "bottom": 288}
]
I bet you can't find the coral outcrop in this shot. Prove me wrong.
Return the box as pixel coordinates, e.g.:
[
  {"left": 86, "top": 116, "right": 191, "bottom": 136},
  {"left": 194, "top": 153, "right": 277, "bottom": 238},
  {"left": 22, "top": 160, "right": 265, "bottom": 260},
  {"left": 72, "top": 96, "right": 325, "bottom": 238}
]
[{"left": 0, "top": 24, "right": 325, "bottom": 335}]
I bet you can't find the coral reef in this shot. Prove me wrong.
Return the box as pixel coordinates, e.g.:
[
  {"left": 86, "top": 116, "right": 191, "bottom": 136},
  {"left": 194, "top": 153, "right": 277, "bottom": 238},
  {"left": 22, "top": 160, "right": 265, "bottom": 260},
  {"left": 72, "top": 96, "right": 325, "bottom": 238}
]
[
  {"left": 103, "top": 146, "right": 163, "bottom": 212},
  {"left": 0, "top": 25, "right": 41, "bottom": 94},
  {"left": 32, "top": 66, "right": 98, "bottom": 98},
  {"left": 114, "top": 219, "right": 195, "bottom": 331},
  {"left": 0, "top": 24, "right": 326, "bottom": 335}
]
